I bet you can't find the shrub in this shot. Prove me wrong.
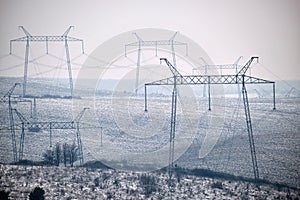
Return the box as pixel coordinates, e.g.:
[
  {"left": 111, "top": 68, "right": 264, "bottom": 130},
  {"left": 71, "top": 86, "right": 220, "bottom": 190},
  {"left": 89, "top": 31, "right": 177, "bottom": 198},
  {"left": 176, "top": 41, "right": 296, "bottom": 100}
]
[
  {"left": 42, "top": 150, "right": 54, "bottom": 165},
  {"left": 211, "top": 181, "right": 223, "bottom": 189},
  {"left": 94, "top": 177, "right": 100, "bottom": 187},
  {"left": 29, "top": 187, "right": 45, "bottom": 200},
  {"left": 0, "top": 190, "right": 10, "bottom": 200},
  {"left": 139, "top": 174, "right": 157, "bottom": 196}
]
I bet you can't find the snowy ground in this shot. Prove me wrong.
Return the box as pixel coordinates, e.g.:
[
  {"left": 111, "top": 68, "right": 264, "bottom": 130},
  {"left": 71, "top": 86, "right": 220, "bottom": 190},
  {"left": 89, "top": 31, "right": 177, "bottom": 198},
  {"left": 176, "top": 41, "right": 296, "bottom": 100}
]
[
  {"left": 0, "top": 76, "right": 300, "bottom": 190},
  {"left": 1, "top": 164, "right": 299, "bottom": 199},
  {"left": 1, "top": 95, "right": 299, "bottom": 189}
]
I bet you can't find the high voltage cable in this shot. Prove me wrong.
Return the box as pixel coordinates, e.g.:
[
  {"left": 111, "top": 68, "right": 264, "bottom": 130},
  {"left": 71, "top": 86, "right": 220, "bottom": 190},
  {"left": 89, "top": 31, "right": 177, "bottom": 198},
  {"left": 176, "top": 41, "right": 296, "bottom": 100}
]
[
  {"left": 0, "top": 63, "right": 24, "bottom": 72},
  {"left": 258, "top": 63, "right": 300, "bottom": 91}
]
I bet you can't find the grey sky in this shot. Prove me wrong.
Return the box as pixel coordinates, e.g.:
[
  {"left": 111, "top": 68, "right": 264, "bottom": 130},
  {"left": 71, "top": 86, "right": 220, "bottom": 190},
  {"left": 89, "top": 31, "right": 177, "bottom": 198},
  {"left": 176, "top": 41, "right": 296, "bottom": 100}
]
[{"left": 0, "top": 0, "right": 299, "bottom": 80}]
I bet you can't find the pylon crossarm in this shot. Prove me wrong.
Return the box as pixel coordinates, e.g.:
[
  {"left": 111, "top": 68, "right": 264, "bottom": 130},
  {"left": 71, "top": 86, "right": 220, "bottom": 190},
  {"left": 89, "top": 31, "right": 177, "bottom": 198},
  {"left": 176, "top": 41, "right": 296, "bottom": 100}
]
[
  {"left": 1, "top": 83, "right": 21, "bottom": 100},
  {"left": 196, "top": 64, "right": 243, "bottom": 70},
  {"left": 28, "top": 122, "right": 75, "bottom": 129},
  {"left": 126, "top": 40, "right": 186, "bottom": 47},
  {"left": 62, "top": 26, "right": 74, "bottom": 37},
  {"left": 146, "top": 75, "right": 274, "bottom": 86},
  {"left": 160, "top": 58, "right": 183, "bottom": 77},
  {"left": 74, "top": 108, "right": 89, "bottom": 123},
  {"left": 10, "top": 35, "right": 83, "bottom": 42},
  {"left": 12, "top": 109, "right": 29, "bottom": 124},
  {"left": 243, "top": 75, "right": 275, "bottom": 84},
  {"left": 238, "top": 56, "right": 258, "bottom": 76}
]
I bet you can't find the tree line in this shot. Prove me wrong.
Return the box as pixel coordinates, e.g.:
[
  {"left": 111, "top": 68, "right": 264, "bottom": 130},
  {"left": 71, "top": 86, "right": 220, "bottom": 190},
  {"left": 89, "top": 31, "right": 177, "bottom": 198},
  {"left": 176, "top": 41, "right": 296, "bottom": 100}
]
[{"left": 43, "top": 141, "right": 78, "bottom": 167}]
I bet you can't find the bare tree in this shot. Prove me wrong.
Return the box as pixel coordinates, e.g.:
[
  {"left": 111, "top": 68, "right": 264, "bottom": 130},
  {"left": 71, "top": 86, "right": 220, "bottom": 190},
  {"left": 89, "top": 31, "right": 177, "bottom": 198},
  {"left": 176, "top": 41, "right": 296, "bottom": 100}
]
[
  {"left": 62, "top": 143, "right": 69, "bottom": 167},
  {"left": 54, "top": 142, "right": 61, "bottom": 166},
  {"left": 42, "top": 150, "right": 54, "bottom": 165},
  {"left": 70, "top": 141, "right": 77, "bottom": 167},
  {"left": 62, "top": 142, "right": 78, "bottom": 167}
]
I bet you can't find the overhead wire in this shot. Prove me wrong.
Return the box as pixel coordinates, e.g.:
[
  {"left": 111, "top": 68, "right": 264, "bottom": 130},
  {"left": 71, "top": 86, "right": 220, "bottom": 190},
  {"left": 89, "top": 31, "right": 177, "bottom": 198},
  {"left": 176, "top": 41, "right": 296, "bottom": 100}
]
[{"left": 257, "top": 62, "right": 299, "bottom": 91}]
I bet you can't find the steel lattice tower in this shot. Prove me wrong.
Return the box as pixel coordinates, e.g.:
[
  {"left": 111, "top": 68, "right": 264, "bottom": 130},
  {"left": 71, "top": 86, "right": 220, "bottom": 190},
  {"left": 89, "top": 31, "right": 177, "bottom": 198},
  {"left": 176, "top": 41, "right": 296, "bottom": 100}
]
[
  {"left": 145, "top": 57, "right": 276, "bottom": 180},
  {"left": 193, "top": 56, "right": 244, "bottom": 98},
  {"left": 125, "top": 32, "right": 188, "bottom": 94},
  {"left": 10, "top": 26, "right": 84, "bottom": 97}
]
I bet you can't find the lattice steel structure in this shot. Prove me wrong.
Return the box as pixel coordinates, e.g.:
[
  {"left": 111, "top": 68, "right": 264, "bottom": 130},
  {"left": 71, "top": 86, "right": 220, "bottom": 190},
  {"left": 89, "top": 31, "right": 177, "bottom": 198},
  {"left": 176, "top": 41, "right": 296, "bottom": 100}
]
[
  {"left": 193, "top": 56, "right": 244, "bottom": 97},
  {"left": 0, "top": 83, "right": 32, "bottom": 161},
  {"left": 144, "top": 57, "right": 276, "bottom": 180},
  {"left": 145, "top": 58, "right": 275, "bottom": 111},
  {"left": 7, "top": 106, "right": 88, "bottom": 165},
  {"left": 10, "top": 26, "right": 84, "bottom": 97},
  {"left": 125, "top": 32, "right": 188, "bottom": 93}
]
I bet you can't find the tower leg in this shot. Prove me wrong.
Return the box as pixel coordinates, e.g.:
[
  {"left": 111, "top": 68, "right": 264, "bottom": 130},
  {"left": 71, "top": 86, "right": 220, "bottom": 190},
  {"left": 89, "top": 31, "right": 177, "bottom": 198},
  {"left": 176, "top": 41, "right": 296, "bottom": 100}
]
[
  {"left": 242, "top": 79, "right": 259, "bottom": 180},
  {"left": 208, "top": 76, "right": 211, "bottom": 111},
  {"left": 171, "top": 40, "right": 176, "bottom": 68},
  {"left": 273, "top": 83, "right": 276, "bottom": 110},
  {"left": 33, "top": 97, "right": 37, "bottom": 121},
  {"left": 23, "top": 39, "right": 29, "bottom": 97},
  {"left": 65, "top": 39, "right": 73, "bottom": 97},
  {"left": 19, "top": 123, "right": 25, "bottom": 161},
  {"left": 144, "top": 85, "right": 148, "bottom": 112},
  {"left": 76, "top": 123, "right": 83, "bottom": 165},
  {"left": 236, "top": 65, "right": 241, "bottom": 99},
  {"left": 50, "top": 123, "right": 52, "bottom": 148},
  {"left": 203, "top": 66, "right": 207, "bottom": 97},
  {"left": 9, "top": 97, "right": 18, "bottom": 162},
  {"left": 169, "top": 83, "right": 177, "bottom": 180},
  {"left": 135, "top": 42, "right": 141, "bottom": 94}
]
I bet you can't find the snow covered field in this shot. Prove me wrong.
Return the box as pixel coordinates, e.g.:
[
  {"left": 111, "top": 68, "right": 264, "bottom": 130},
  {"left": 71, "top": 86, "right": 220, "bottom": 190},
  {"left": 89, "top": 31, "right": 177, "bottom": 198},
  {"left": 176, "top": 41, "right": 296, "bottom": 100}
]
[
  {"left": 1, "top": 164, "right": 299, "bottom": 199},
  {"left": 1, "top": 94, "right": 299, "bottom": 188},
  {"left": 0, "top": 77, "right": 300, "bottom": 194}
]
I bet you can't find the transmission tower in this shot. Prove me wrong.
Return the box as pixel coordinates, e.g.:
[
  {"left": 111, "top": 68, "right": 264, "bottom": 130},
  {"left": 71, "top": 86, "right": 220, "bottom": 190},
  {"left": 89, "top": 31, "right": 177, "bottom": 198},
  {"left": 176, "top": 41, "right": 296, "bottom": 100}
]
[
  {"left": 145, "top": 57, "right": 276, "bottom": 180},
  {"left": 10, "top": 26, "right": 84, "bottom": 97},
  {"left": 193, "top": 56, "right": 244, "bottom": 98},
  {"left": 0, "top": 83, "right": 35, "bottom": 162},
  {"left": 125, "top": 32, "right": 188, "bottom": 94},
  {"left": 7, "top": 106, "right": 89, "bottom": 164}
]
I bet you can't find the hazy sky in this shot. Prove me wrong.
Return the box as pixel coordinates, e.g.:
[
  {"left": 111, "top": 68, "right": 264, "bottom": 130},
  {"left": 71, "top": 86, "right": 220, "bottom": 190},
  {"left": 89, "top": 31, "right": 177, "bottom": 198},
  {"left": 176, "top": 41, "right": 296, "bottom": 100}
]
[{"left": 0, "top": 0, "right": 299, "bottom": 80}]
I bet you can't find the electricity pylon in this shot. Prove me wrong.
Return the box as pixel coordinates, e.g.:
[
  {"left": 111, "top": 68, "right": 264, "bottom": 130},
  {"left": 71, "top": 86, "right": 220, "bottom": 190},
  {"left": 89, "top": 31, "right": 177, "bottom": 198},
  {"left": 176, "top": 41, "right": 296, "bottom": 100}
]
[
  {"left": 10, "top": 26, "right": 84, "bottom": 97},
  {"left": 1, "top": 83, "right": 34, "bottom": 161},
  {"left": 193, "top": 56, "right": 243, "bottom": 98},
  {"left": 125, "top": 32, "right": 188, "bottom": 94},
  {"left": 9, "top": 107, "right": 88, "bottom": 165},
  {"left": 145, "top": 57, "right": 276, "bottom": 180}
]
